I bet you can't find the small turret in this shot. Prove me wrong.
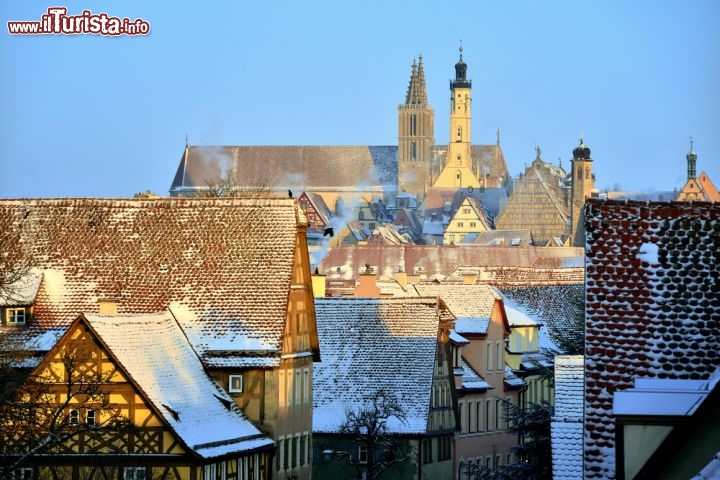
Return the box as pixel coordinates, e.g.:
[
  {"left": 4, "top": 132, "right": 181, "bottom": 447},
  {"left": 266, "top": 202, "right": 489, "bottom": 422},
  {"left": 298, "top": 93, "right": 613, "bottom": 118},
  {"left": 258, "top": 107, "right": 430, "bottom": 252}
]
[{"left": 686, "top": 137, "right": 697, "bottom": 180}]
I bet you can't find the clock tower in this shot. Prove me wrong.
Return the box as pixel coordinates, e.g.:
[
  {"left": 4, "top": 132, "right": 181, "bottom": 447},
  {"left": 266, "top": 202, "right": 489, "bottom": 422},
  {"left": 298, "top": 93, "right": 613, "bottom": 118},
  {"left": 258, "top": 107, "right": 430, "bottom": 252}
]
[{"left": 432, "top": 48, "right": 482, "bottom": 189}]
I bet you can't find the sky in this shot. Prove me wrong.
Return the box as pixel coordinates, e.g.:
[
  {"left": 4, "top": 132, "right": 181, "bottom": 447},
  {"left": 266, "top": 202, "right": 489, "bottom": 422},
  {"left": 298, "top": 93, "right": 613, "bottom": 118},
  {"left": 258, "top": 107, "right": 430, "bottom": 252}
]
[{"left": 1, "top": 1, "right": 719, "bottom": 198}]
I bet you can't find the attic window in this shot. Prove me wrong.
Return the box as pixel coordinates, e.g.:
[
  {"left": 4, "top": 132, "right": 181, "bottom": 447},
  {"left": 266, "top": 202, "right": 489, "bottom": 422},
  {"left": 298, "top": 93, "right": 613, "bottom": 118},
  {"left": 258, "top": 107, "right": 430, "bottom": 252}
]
[
  {"left": 228, "top": 375, "right": 243, "bottom": 393},
  {"left": 6, "top": 307, "right": 26, "bottom": 325}
]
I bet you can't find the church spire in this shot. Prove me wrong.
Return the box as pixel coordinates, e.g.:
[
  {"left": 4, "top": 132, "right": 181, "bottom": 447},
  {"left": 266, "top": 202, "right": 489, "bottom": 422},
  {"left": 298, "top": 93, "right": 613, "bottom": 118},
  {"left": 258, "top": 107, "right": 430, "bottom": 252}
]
[
  {"left": 405, "top": 56, "right": 427, "bottom": 105},
  {"left": 686, "top": 136, "right": 697, "bottom": 180}
]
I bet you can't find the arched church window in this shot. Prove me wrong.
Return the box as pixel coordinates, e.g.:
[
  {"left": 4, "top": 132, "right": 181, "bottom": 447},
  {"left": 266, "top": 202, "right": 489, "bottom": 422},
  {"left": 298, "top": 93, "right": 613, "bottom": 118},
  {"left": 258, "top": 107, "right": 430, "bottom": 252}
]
[
  {"left": 455, "top": 171, "right": 462, "bottom": 188},
  {"left": 411, "top": 141, "right": 417, "bottom": 162},
  {"left": 585, "top": 166, "right": 590, "bottom": 179},
  {"left": 456, "top": 154, "right": 462, "bottom": 165},
  {"left": 577, "top": 166, "right": 583, "bottom": 180},
  {"left": 456, "top": 126, "right": 462, "bottom": 142}
]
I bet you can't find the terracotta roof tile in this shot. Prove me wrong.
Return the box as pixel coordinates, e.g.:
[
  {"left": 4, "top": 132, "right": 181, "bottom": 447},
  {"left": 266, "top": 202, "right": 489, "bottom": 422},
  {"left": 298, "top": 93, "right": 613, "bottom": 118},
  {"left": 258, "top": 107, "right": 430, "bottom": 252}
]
[
  {"left": 0, "top": 198, "right": 307, "bottom": 365},
  {"left": 583, "top": 199, "right": 720, "bottom": 479}
]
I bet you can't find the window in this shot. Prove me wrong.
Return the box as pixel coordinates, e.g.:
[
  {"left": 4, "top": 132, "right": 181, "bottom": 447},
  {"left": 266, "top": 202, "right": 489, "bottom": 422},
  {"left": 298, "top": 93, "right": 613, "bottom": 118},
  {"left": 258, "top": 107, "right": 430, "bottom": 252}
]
[
  {"left": 358, "top": 443, "right": 369, "bottom": 464},
  {"left": 495, "top": 455, "right": 501, "bottom": 468},
  {"left": 457, "top": 222, "right": 464, "bottom": 228},
  {"left": 295, "top": 369, "right": 301, "bottom": 405},
  {"left": 203, "top": 464, "right": 216, "bottom": 480},
  {"left": 283, "top": 437, "right": 290, "bottom": 470},
  {"left": 476, "top": 401, "right": 483, "bottom": 432},
  {"left": 303, "top": 368, "right": 310, "bottom": 404},
  {"left": 279, "top": 371, "right": 286, "bottom": 407},
  {"left": 300, "top": 433, "right": 307, "bottom": 466},
  {"left": 292, "top": 435, "right": 298, "bottom": 468},
  {"left": 486, "top": 342, "right": 493, "bottom": 372},
  {"left": 124, "top": 468, "right": 146, "bottom": 480},
  {"left": 438, "top": 435, "right": 452, "bottom": 461},
  {"left": 369, "top": 222, "right": 376, "bottom": 231},
  {"left": 358, "top": 210, "right": 365, "bottom": 221},
  {"left": 422, "top": 439, "right": 432, "bottom": 464},
  {"left": 6, "top": 307, "right": 26, "bottom": 325},
  {"left": 459, "top": 402, "right": 465, "bottom": 434},
  {"left": 496, "top": 340, "right": 503, "bottom": 372},
  {"left": 13, "top": 469, "right": 32, "bottom": 480},
  {"left": 486, "top": 400, "right": 492, "bottom": 431},
  {"left": 468, "top": 400, "right": 475, "bottom": 433},
  {"left": 86, "top": 409, "right": 96, "bottom": 425},
  {"left": 229, "top": 375, "right": 243, "bottom": 393},
  {"left": 496, "top": 399, "right": 502, "bottom": 431},
  {"left": 470, "top": 222, "right": 476, "bottom": 228},
  {"left": 507, "top": 453, "right": 513, "bottom": 465},
  {"left": 463, "top": 208, "right": 470, "bottom": 214},
  {"left": 68, "top": 409, "right": 79, "bottom": 425}
]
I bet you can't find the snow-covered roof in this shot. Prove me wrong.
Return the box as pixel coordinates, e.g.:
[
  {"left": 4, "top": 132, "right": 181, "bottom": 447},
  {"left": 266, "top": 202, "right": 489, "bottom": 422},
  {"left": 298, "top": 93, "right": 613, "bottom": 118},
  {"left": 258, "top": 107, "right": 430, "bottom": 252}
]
[
  {"left": 449, "top": 330, "right": 470, "bottom": 345},
  {"left": 692, "top": 451, "right": 720, "bottom": 480},
  {"left": 0, "top": 198, "right": 310, "bottom": 366},
  {"left": 82, "top": 311, "right": 273, "bottom": 458},
  {"left": 312, "top": 297, "right": 453, "bottom": 435},
  {"left": 583, "top": 200, "right": 720, "bottom": 479},
  {"left": 413, "top": 283, "right": 500, "bottom": 322},
  {"left": 460, "top": 358, "right": 492, "bottom": 391},
  {"left": 503, "top": 365, "right": 525, "bottom": 388},
  {"left": 497, "top": 284, "right": 583, "bottom": 353},
  {"left": 613, "top": 368, "right": 720, "bottom": 417},
  {"left": 504, "top": 304, "right": 537, "bottom": 327},
  {"left": 551, "top": 355, "right": 585, "bottom": 480}
]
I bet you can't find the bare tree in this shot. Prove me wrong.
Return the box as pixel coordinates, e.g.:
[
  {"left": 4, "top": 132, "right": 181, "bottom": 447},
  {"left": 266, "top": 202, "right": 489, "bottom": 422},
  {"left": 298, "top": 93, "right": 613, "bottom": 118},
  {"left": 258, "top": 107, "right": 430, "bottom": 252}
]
[
  {"left": 1, "top": 331, "right": 132, "bottom": 478},
  {"left": 338, "top": 388, "right": 410, "bottom": 480},
  {"left": 197, "top": 170, "right": 280, "bottom": 198}
]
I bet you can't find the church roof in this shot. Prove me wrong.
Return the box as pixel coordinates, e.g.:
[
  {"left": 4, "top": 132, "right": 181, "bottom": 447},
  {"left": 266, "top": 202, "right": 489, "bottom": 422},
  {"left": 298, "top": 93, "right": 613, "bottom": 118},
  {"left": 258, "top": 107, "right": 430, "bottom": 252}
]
[
  {"left": 0, "top": 198, "right": 312, "bottom": 367},
  {"left": 170, "top": 145, "right": 399, "bottom": 194},
  {"left": 170, "top": 144, "right": 509, "bottom": 196}
]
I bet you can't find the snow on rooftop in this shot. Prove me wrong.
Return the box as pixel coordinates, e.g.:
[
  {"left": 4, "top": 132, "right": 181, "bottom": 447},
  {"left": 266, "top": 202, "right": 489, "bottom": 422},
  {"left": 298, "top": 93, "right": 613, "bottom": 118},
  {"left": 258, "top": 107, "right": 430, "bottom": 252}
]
[
  {"left": 504, "top": 304, "right": 537, "bottom": 327},
  {"left": 637, "top": 242, "right": 660, "bottom": 265},
  {"left": 313, "top": 297, "right": 449, "bottom": 435},
  {"left": 84, "top": 311, "right": 273, "bottom": 458}
]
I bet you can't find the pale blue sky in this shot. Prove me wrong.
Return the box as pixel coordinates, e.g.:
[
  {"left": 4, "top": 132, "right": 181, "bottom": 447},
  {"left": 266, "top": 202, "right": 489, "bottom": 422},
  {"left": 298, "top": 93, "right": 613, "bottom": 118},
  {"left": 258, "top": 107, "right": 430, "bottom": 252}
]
[{"left": 1, "top": 1, "right": 718, "bottom": 198}]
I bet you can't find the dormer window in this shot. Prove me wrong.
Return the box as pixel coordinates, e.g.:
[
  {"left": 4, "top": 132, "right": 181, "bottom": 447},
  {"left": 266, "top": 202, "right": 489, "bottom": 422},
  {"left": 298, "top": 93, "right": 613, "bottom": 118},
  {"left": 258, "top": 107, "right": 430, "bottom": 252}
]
[
  {"left": 6, "top": 307, "right": 27, "bottom": 325},
  {"left": 228, "top": 375, "right": 243, "bottom": 393}
]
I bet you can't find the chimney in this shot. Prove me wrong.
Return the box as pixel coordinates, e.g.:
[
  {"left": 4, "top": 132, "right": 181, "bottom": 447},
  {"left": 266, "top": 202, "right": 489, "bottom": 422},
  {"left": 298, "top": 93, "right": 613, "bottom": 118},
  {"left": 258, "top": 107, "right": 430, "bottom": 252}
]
[
  {"left": 311, "top": 268, "right": 326, "bottom": 298},
  {"left": 355, "top": 264, "right": 380, "bottom": 297},
  {"left": 98, "top": 299, "right": 118, "bottom": 315}
]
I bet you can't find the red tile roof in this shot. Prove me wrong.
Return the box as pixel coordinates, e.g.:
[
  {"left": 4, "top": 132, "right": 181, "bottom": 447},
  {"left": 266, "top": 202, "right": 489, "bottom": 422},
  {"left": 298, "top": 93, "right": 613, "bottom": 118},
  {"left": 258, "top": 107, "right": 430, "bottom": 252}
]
[
  {"left": 583, "top": 199, "right": 720, "bottom": 479},
  {"left": 0, "top": 198, "right": 308, "bottom": 364}
]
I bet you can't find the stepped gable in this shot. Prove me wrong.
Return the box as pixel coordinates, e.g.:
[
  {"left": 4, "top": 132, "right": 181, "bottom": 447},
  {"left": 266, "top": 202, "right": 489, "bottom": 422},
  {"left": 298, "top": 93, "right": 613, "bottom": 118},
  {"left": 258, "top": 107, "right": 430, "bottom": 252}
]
[
  {"left": 312, "top": 297, "right": 454, "bottom": 434},
  {"left": 583, "top": 199, "right": 720, "bottom": 479},
  {"left": 171, "top": 145, "right": 399, "bottom": 193},
  {"left": 0, "top": 197, "right": 310, "bottom": 366}
]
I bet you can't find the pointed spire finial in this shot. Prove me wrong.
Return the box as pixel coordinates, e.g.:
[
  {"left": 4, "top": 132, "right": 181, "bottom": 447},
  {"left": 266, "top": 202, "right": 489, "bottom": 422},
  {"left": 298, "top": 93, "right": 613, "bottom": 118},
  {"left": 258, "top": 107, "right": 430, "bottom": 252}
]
[
  {"left": 185, "top": 132, "right": 189, "bottom": 147},
  {"left": 497, "top": 127, "right": 501, "bottom": 146},
  {"left": 459, "top": 39, "right": 463, "bottom": 59}
]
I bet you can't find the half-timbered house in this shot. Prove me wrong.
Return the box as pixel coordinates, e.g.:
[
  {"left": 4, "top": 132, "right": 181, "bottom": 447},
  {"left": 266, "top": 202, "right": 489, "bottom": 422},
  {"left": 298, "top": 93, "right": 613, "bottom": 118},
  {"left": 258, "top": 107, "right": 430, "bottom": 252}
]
[{"left": 0, "top": 197, "right": 320, "bottom": 480}]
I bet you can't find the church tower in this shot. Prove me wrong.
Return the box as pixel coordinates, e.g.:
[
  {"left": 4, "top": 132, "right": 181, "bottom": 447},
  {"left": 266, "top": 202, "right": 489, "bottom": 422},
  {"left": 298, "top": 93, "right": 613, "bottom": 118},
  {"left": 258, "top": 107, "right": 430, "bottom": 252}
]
[
  {"left": 398, "top": 56, "right": 434, "bottom": 199},
  {"left": 570, "top": 137, "right": 595, "bottom": 243},
  {"left": 433, "top": 48, "right": 482, "bottom": 189}
]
